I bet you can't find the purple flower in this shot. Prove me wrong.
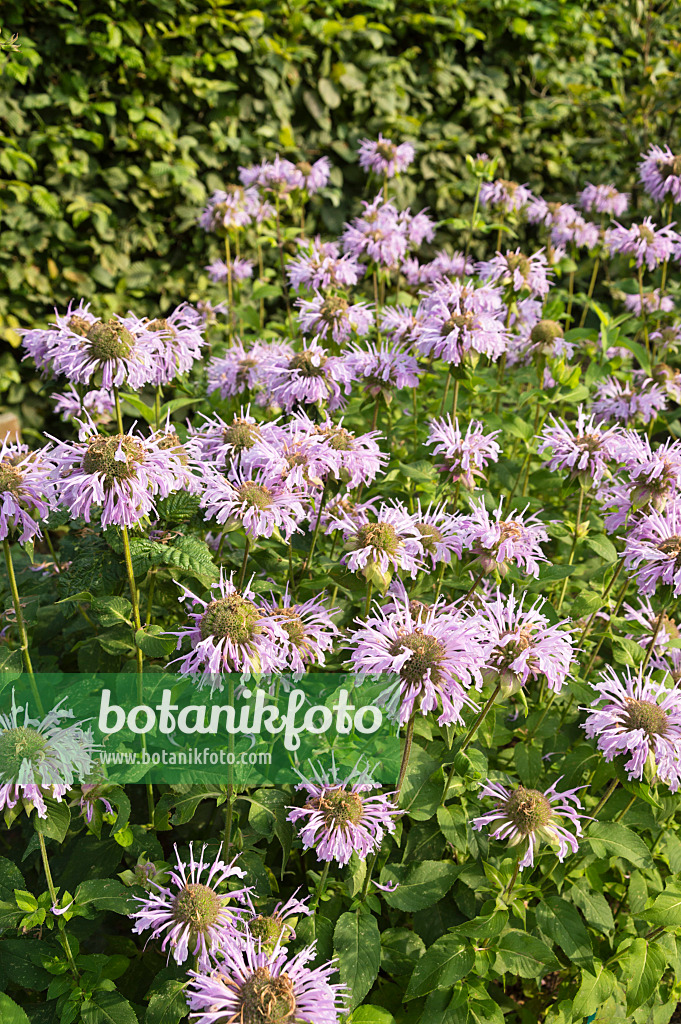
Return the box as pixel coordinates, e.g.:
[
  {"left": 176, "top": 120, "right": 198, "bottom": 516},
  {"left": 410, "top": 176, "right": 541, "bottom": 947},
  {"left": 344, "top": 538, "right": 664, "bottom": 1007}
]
[
  {"left": 265, "top": 344, "right": 355, "bottom": 413},
  {"left": 239, "top": 155, "right": 298, "bottom": 195},
  {"left": 79, "top": 783, "right": 114, "bottom": 824},
  {"left": 605, "top": 218, "right": 679, "bottom": 270},
  {"left": 421, "top": 249, "right": 474, "bottom": 281},
  {"left": 332, "top": 503, "right": 423, "bottom": 585},
  {"left": 200, "top": 186, "right": 261, "bottom": 232},
  {"left": 400, "top": 207, "right": 436, "bottom": 246},
  {"left": 379, "top": 304, "right": 427, "bottom": 345},
  {"left": 583, "top": 666, "right": 681, "bottom": 792},
  {"left": 206, "top": 341, "right": 294, "bottom": 403},
  {"left": 288, "top": 762, "right": 400, "bottom": 865},
  {"left": 357, "top": 134, "right": 415, "bottom": 178},
  {"left": 186, "top": 934, "right": 346, "bottom": 1024},
  {"left": 0, "top": 440, "right": 56, "bottom": 543},
  {"left": 622, "top": 499, "right": 681, "bottom": 597},
  {"left": 258, "top": 588, "right": 338, "bottom": 677},
  {"left": 52, "top": 385, "right": 115, "bottom": 425},
  {"left": 623, "top": 289, "right": 674, "bottom": 315},
  {"left": 341, "top": 196, "right": 409, "bottom": 268},
  {"left": 461, "top": 500, "right": 548, "bottom": 577},
  {"left": 347, "top": 340, "right": 421, "bottom": 398},
  {"left": 417, "top": 280, "right": 509, "bottom": 365},
  {"left": 592, "top": 375, "right": 667, "bottom": 426},
  {"left": 578, "top": 183, "right": 629, "bottom": 217},
  {"left": 124, "top": 304, "right": 205, "bottom": 386},
  {"left": 50, "top": 423, "right": 195, "bottom": 529},
  {"left": 472, "top": 778, "right": 585, "bottom": 869},
  {"left": 477, "top": 248, "right": 552, "bottom": 299},
  {"left": 476, "top": 589, "right": 574, "bottom": 695},
  {"left": 200, "top": 467, "right": 307, "bottom": 541},
  {"left": 189, "top": 409, "right": 273, "bottom": 472},
  {"left": 479, "top": 179, "right": 534, "bottom": 215},
  {"left": 538, "top": 406, "right": 623, "bottom": 487},
  {"left": 242, "top": 891, "right": 311, "bottom": 952},
  {"left": 409, "top": 500, "right": 464, "bottom": 567},
  {"left": 528, "top": 200, "right": 600, "bottom": 249},
  {"left": 288, "top": 156, "right": 332, "bottom": 193},
  {"left": 639, "top": 144, "right": 681, "bottom": 204},
  {"left": 616, "top": 431, "right": 681, "bottom": 514},
  {"left": 0, "top": 783, "right": 68, "bottom": 821},
  {"left": 0, "top": 695, "right": 96, "bottom": 794},
  {"left": 171, "top": 572, "right": 289, "bottom": 686},
  {"left": 623, "top": 594, "right": 679, "bottom": 652},
  {"left": 205, "top": 258, "right": 254, "bottom": 283},
  {"left": 296, "top": 292, "right": 374, "bottom": 345},
  {"left": 246, "top": 417, "right": 336, "bottom": 492},
  {"left": 287, "top": 238, "right": 364, "bottom": 291},
  {"left": 307, "top": 414, "right": 388, "bottom": 489},
  {"left": 426, "top": 416, "right": 501, "bottom": 489},
  {"left": 130, "top": 843, "right": 251, "bottom": 967},
  {"left": 348, "top": 594, "right": 483, "bottom": 726}
]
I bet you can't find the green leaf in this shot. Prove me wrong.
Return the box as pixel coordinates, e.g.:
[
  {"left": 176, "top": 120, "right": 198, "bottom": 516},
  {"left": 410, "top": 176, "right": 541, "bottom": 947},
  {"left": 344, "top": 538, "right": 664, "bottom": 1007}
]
[
  {"left": 348, "top": 1008, "right": 395, "bottom": 1024},
  {"left": 645, "top": 880, "right": 681, "bottom": 927},
  {"left": 381, "top": 861, "right": 459, "bottom": 911},
  {"left": 494, "top": 930, "right": 560, "bottom": 978},
  {"left": 145, "top": 979, "right": 188, "bottom": 1024},
  {"left": 0, "top": 993, "right": 31, "bottom": 1024},
  {"left": 569, "top": 878, "right": 614, "bottom": 934},
  {"left": 585, "top": 535, "right": 617, "bottom": 562},
  {"left": 0, "top": 857, "right": 25, "bottom": 902},
  {"left": 620, "top": 938, "right": 665, "bottom": 1013},
  {"left": 536, "top": 896, "right": 594, "bottom": 970},
  {"left": 245, "top": 789, "right": 293, "bottom": 872},
  {"left": 135, "top": 626, "right": 177, "bottom": 658},
  {"left": 34, "top": 799, "right": 71, "bottom": 842},
  {"left": 0, "top": 939, "right": 53, "bottom": 990},
  {"left": 81, "top": 990, "right": 139, "bottom": 1024},
  {"left": 379, "top": 928, "right": 426, "bottom": 978},
  {"left": 572, "top": 962, "right": 616, "bottom": 1019},
  {"left": 405, "top": 936, "right": 474, "bottom": 998},
  {"left": 74, "top": 879, "right": 134, "bottom": 916},
  {"left": 333, "top": 912, "right": 380, "bottom": 1011},
  {"left": 587, "top": 822, "right": 651, "bottom": 868}
]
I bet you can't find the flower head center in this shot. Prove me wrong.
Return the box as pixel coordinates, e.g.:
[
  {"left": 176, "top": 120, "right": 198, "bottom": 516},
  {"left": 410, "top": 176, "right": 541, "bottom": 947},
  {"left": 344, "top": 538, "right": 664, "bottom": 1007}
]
[
  {"left": 248, "top": 914, "right": 287, "bottom": 950},
  {"left": 0, "top": 726, "right": 48, "bottom": 780},
  {"left": 289, "top": 352, "right": 327, "bottom": 377},
  {"left": 311, "top": 787, "right": 364, "bottom": 827},
  {"left": 443, "top": 313, "right": 473, "bottom": 335},
  {"left": 200, "top": 595, "right": 261, "bottom": 644},
  {"left": 224, "top": 421, "right": 261, "bottom": 453},
  {"left": 173, "top": 883, "right": 221, "bottom": 931},
  {"left": 530, "top": 319, "right": 563, "bottom": 349},
  {"left": 147, "top": 318, "right": 175, "bottom": 336},
  {"left": 575, "top": 432, "right": 604, "bottom": 454},
  {"left": 504, "top": 787, "right": 552, "bottom": 834},
  {"left": 0, "top": 460, "right": 23, "bottom": 496},
  {"left": 326, "top": 427, "right": 354, "bottom": 451},
  {"left": 389, "top": 629, "right": 445, "bottom": 686},
  {"left": 639, "top": 225, "right": 656, "bottom": 244},
  {"left": 276, "top": 608, "right": 307, "bottom": 650},
  {"left": 237, "top": 483, "right": 272, "bottom": 510},
  {"left": 415, "top": 523, "right": 443, "bottom": 553},
  {"left": 320, "top": 296, "right": 349, "bottom": 323},
  {"left": 85, "top": 320, "right": 134, "bottom": 361},
  {"left": 67, "top": 315, "right": 91, "bottom": 337},
  {"left": 505, "top": 253, "right": 531, "bottom": 278},
  {"left": 622, "top": 697, "right": 669, "bottom": 737},
  {"left": 498, "top": 520, "right": 523, "bottom": 542},
  {"left": 82, "top": 435, "right": 145, "bottom": 482},
  {"left": 297, "top": 161, "right": 312, "bottom": 176},
  {"left": 658, "top": 534, "right": 681, "bottom": 560},
  {"left": 376, "top": 141, "right": 397, "bottom": 160},
  {"left": 240, "top": 967, "right": 296, "bottom": 1024},
  {"left": 355, "top": 522, "right": 399, "bottom": 554}
]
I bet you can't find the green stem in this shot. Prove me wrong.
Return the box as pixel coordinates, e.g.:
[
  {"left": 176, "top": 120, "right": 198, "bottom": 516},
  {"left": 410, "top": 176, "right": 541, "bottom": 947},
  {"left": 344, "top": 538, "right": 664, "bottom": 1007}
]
[
  {"left": 637, "top": 265, "right": 650, "bottom": 357},
  {"left": 309, "top": 861, "right": 330, "bottom": 913},
  {"left": 301, "top": 486, "right": 326, "bottom": 576},
  {"left": 442, "top": 682, "right": 501, "bottom": 803},
  {"left": 113, "top": 387, "right": 124, "bottom": 435},
  {"left": 364, "top": 579, "right": 373, "bottom": 619},
  {"left": 462, "top": 570, "right": 485, "bottom": 603},
  {"left": 238, "top": 536, "right": 250, "bottom": 592},
  {"left": 593, "top": 778, "right": 619, "bottom": 816},
  {"left": 641, "top": 594, "right": 671, "bottom": 674},
  {"left": 360, "top": 850, "right": 378, "bottom": 901},
  {"left": 578, "top": 256, "right": 600, "bottom": 328},
  {"left": 433, "top": 561, "right": 446, "bottom": 603},
  {"left": 465, "top": 177, "right": 483, "bottom": 257},
  {"left": 577, "top": 559, "right": 624, "bottom": 648},
  {"left": 452, "top": 378, "right": 460, "bottom": 419},
  {"left": 274, "top": 196, "right": 292, "bottom": 321},
  {"left": 223, "top": 674, "right": 235, "bottom": 858},
  {"left": 528, "top": 690, "right": 555, "bottom": 741},
  {"left": 614, "top": 794, "right": 636, "bottom": 822},
  {"left": 439, "top": 371, "right": 452, "bottom": 417},
  {"left": 396, "top": 714, "right": 416, "bottom": 797},
  {"left": 504, "top": 860, "right": 521, "bottom": 901},
  {"left": 3, "top": 537, "right": 43, "bottom": 715},
  {"left": 121, "top": 525, "right": 153, "bottom": 824},
  {"left": 154, "top": 385, "right": 162, "bottom": 431},
  {"left": 494, "top": 353, "right": 507, "bottom": 414},
  {"left": 38, "top": 833, "right": 79, "bottom": 980},
  {"left": 557, "top": 486, "right": 585, "bottom": 612},
  {"left": 582, "top": 572, "right": 630, "bottom": 679}
]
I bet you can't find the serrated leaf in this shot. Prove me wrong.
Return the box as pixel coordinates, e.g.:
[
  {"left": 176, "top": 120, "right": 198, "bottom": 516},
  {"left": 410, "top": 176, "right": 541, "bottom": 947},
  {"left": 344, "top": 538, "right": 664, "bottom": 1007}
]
[
  {"left": 645, "top": 880, "right": 681, "bottom": 927},
  {"left": 572, "top": 962, "right": 616, "bottom": 1019},
  {"left": 494, "top": 930, "right": 560, "bottom": 978},
  {"left": 34, "top": 799, "right": 71, "bottom": 843},
  {"left": 74, "top": 879, "right": 134, "bottom": 915},
  {"left": 145, "top": 979, "right": 188, "bottom": 1024},
  {"left": 587, "top": 822, "right": 651, "bottom": 868},
  {"left": 333, "top": 913, "right": 380, "bottom": 1011},
  {"left": 621, "top": 938, "right": 665, "bottom": 1013},
  {"left": 381, "top": 861, "right": 458, "bottom": 911},
  {"left": 81, "top": 990, "right": 139, "bottom": 1024},
  {"left": 536, "top": 896, "right": 594, "bottom": 970},
  {"left": 405, "top": 936, "right": 474, "bottom": 998},
  {"left": 0, "top": 993, "right": 31, "bottom": 1024}
]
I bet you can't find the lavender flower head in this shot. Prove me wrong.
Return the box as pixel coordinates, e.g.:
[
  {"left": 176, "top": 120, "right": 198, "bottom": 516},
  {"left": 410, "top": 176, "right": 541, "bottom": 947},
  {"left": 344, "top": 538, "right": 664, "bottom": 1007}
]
[
  {"left": 48, "top": 306, "right": 159, "bottom": 390},
  {"left": 257, "top": 587, "right": 338, "bottom": 677},
  {"left": 623, "top": 289, "right": 674, "bottom": 316},
  {"left": 130, "top": 842, "right": 251, "bottom": 967},
  {"left": 242, "top": 891, "right": 311, "bottom": 953},
  {"left": 200, "top": 466, "right": 307, "bottom": 541},
  {"left": 186, "top": 934, "right": 346, "bottom": 1024},
  {"left": 592, "top": 375, "right": 667, "bottom": 427},
  {"left": 578, "top": 183, "right": 629, "bottom": 217},
  {"left": 476, "top": 589, "right": 574, "bottom": 696},
  {"left": 289, "top": 156, "right": 332, "bottom": 193},
  {"left": 583, "top": 666, "right": 681, "bottom": 792},
  {"left": 341, "top": 196, "right": 409, "bottom": 268},
  {"left": 50, "top": 423, "right": 195, "bottom": 529},
  {"left": 171, "top": 572, "right": 288, "bottom": 687},
  {"left": 200, "top": 185, "right": 261, "bottom": 232},
  {"left": 288, "top": 760, "right": 400, "bottom": 866},
  {"left": 417, "top": 285, "right": 509, "bottom": 366},
  {"left": 296, "top": 292, "right": 373, "bottom": 346},
  {"left": 309, "top": 415, "right": 388, "bottom": 489},
  {"left": 605, "top": 218, "right": 679, "bottom": 270},
  {"left": 205, "top": 258, "right": 254, "bottom": 283},
  {"left": 0, "top": 695, "right": 96, "bottom": 820},
  {"left": 123, "top": 304, "right": 205, "bottom": 385},
  {"left": 287, "top": 238, "right": 364, "bottom": 291},
  {"left": 426, "top": 416, "right": 501, "bottom": 489},
  {"left": 622, "top": 499, "right": 681, "bottom": 598},
  {"left": 358, "top": 134, "right": 415, "bottom": 178},
  {"left": 347, "top": 340, "right": 420, "bottom": 399},
  {"left": 409, "top": 500, "right": 464, "bottom": 567},
  {"left": 333, "top": 503, "right": 423, "bottom": 586},
  {"left": 538, "top": 406, "right": 623, "bottom": 487},
  {"left": 479, "top": 179, "right": 534, "bottom": 215},
  {"left": 472, "top": 778, "right": 585, "bottom": 869},
  {"left": 265, "top": 344, "right": 355, "bottom": 413},
  {"left": 348, "top": 594, "right": 483, "bottom": 726},
  {"left": 0, "top": 440, "right": 55, "bottom": 543},
  {"left": 52, "top": 385, "right": 115, "bottom": 426},
  {"left": 189, "top": 408, "right": 271, "bottom": 472},
  {"left": 639, "top": 143, "right": 681, "bottom": 204},
  {"left": 206, "top": 340, "right": 293, "bottom": 403},
  {"left": 461, "top": 500, "right": 549, "bottom": 578},
  {"left": 477, "top": 248, "right": 552, "bottom": 299}
]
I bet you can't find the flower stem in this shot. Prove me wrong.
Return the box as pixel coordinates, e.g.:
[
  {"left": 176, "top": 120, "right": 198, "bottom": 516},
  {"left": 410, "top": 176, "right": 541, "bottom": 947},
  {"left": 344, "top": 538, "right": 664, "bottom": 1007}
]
[
  {"left": 614, "top": 794, "right": 637, "bottom": 822},
  {"left": 442, "top": 682, "right": 501, "bottom": 803},
  {"left": 396, "top": 713, "right": 416, "bottom": 797},
  {"left": 113, "top": 387, "right": 124, "bottom": 435},
  {"left": 440, "top": 371, "right": 452, "bottom": 416},
  {"left": 301, "top": 486, "right": 326, "bottom": 576},
  {"left": 452, "top": 378, "right": 460, "bottom": 419},
  {"left": 274, "top": 196, "right": 292, "bottom": 321},
  {"left": 578, "top": 256, "right": 600, "bottom": 328},
  {"left": 557, "top": 485, "right": 585, "bottom": 612},
  {"left": 223, "top": 675, "right": 235, "bottom": 858},
  {"left": 238, "top": 536, "right": 250, "bottom": 592},
  {"left": 309, "top": 860, "right": 330, "bottom": 913},
  {"left": 462, "top": 570, "right": 485, "bottom": 603},
  {"left": 364, "top": 579, "right": 373, "bottom": 619},
  {"left": 528, "top": 690, "right": 555, "bottom": 740},
  {"left": 465, "top": 177, "right": 483, "bottom": 257},
  {"left": 3, "top": 537, "right": 43, "bottom": 715},
  {"left": 121, "top": 525, "right": 154, "bottom": 824},
  {"left": 637, "top": 265, "right": 650, "bottom": 357},
  {"left": 504, "top": 860, "right": 521, "bottom": 901},
  {"left": 641, "top": 594, "right": 670, "bottom": 674},
  {"left": 593, "top": 778, "right": 619, "bottom": 816},
  {"left": 582, "top": 571, "right": 630, "bottom": 679},
  {"left": 359, "top": 850, "right": 378, "bottom": 902},
  {"left": 38, "top": 833, "right": 79, "bottom": 980},
  {"left": 577, "top": 559, "right": 624, "bottom": 648}
]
